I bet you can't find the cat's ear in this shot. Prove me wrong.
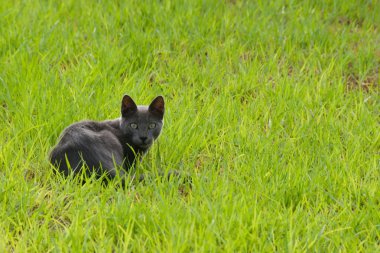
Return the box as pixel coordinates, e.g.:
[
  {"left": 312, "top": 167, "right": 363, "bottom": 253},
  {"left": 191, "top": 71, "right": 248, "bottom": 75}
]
[
  {"left": 121, "top": 95, "right": 137, "bottom": 117},
  {"left": 149, "top": 95, "right": 165, "bottom": 119}
]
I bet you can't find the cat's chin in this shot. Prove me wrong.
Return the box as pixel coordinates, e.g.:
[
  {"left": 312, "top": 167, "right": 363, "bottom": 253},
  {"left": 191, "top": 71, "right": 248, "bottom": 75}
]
[{"left": 136, "top": 144, "right": 152, "bottom": 150}]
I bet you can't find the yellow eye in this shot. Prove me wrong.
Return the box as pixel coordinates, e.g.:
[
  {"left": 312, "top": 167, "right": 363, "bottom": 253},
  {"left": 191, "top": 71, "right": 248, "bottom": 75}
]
[
  {"left": 130, "top": 123, "right": 138, "bottom": 129},
  {"left": 149, "top": 123, "right": 156, "bottom": 129}
]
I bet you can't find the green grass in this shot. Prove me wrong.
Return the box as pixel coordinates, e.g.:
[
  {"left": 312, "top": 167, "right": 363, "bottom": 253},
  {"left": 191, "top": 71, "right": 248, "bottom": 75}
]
[{"left": 1, "top": 0, "right": 379, "bottom": 251}]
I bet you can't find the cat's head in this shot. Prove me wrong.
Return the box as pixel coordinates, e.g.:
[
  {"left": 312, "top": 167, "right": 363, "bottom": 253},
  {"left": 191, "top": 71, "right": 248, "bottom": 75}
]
[{"left": 119, "top": 95, "right": 164, "bottom": 150}]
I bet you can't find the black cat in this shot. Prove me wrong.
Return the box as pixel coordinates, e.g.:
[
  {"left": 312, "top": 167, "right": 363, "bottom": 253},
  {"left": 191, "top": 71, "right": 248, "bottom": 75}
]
[{"left": 49, "top": 95, "right": 164, "bottom": 183}]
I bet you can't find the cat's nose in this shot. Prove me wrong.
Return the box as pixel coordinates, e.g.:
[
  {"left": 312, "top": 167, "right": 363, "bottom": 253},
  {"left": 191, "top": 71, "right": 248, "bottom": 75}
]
[{"left": 140, "top": 137, "right": 147, "bottom": 143}]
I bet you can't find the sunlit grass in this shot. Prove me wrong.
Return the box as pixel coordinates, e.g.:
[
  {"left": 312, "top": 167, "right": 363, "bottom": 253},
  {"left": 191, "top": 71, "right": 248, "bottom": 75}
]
[{"left": 0, "top": 0, "right": 379, "bottom": 252}]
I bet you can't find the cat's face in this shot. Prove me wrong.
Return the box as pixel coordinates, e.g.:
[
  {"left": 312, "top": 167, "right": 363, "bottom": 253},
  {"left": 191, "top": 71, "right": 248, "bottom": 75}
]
[{"left": 120, "top": 95, "right": 164, "bottom": 150}]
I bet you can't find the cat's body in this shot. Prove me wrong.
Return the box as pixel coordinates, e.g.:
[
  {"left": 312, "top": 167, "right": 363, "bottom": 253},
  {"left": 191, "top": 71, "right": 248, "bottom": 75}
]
[{"left": 49, "top": 95, "right": 164, "bottom": 182}]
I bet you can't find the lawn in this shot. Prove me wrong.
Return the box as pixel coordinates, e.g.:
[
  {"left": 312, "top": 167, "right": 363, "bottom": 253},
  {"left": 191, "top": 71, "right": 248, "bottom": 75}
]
[{"left": 0, "top": 0, "right": 379, "bottom": 252}]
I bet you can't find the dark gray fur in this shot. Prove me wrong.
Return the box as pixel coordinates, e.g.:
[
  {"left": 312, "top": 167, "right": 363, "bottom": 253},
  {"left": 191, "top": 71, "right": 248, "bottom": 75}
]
[{"left": 49, "top": 95, "right": 164, "bottom": 183}]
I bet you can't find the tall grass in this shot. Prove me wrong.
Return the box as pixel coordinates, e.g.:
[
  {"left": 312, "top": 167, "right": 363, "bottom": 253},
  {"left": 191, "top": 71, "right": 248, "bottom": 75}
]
[{"left": 0, "top": 0, "right": 379, "bottom": 251}]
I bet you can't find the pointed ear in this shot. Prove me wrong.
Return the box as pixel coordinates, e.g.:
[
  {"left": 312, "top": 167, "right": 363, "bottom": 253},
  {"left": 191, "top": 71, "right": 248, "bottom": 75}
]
[
  {"left": 148, "top": 96, "right": 165, "bottom": 119},
  {"left": 121, "top": 95, "right": 137, "bottom": 117}
]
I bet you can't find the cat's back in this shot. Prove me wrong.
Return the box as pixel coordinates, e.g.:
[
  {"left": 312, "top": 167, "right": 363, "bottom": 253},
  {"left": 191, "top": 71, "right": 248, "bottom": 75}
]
[
  {"left": 50, "top": 119, "right": 124, "bottom": 175},
  {"left": 57, "top": 119, "right": 120, "bottom": 145}
]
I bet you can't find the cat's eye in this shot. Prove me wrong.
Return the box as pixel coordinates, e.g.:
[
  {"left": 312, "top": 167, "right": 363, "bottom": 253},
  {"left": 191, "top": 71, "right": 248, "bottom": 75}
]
[
  {"left": 148, "top": 123, "right": 156, "bottom": 129},
  {"left": 130, "top": 123, "right": 138, "bottom": 129}
]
